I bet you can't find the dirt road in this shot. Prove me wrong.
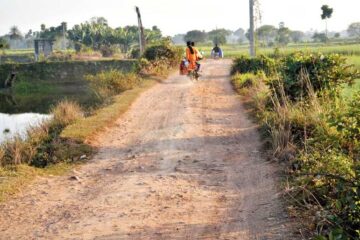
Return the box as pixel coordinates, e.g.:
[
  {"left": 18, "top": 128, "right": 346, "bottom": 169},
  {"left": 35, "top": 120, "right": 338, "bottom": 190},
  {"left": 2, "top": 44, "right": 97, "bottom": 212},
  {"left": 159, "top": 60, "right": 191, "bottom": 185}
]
[{"left": 0, "top": 60, "right": 295, "bottom": 239}]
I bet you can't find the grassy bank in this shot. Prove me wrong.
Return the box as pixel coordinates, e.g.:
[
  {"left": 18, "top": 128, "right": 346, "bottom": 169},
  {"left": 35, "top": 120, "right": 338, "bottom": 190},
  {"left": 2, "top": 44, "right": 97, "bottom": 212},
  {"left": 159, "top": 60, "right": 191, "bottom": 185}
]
[
  {"left": 0, "top": 76, "right": 155, "bottom": 201},
  {"left": 231, "top": 53, "right": 360, "bottom": 239},
  {"left": 62, "top": 79, "right": 157, "bottom": 142},
  {"left": 0, "top": 42, "right": 182, "bottom": 202}
]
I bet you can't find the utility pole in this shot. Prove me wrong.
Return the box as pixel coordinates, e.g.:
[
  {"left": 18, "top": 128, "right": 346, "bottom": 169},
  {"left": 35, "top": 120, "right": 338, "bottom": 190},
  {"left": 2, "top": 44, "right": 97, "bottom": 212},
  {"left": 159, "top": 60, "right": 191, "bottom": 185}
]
[
  {"left": 135, "top": 6, "right": 146, "bottom": 55},
  {"left": 249, "top": 0, "right": 256, "bottom": 57},
  {"left": 62, "top": 23, "right": 66, "bottom": 50}
]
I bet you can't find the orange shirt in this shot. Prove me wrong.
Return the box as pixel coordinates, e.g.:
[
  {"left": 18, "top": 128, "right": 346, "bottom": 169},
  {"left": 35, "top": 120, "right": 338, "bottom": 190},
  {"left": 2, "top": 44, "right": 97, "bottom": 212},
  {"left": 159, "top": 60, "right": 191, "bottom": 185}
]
[
  {"left": 186, "top": 47, "right": 197, "bottom": 62},
  {"left": 186, "top": 47, "right": 203, "bottom": 70}
]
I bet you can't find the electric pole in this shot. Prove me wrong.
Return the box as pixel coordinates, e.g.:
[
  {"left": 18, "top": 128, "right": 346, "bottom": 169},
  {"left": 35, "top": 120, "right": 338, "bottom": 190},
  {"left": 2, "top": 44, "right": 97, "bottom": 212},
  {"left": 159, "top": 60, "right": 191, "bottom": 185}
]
[
  {"left": 135, "top": 6, "right": 146, "bottom": 55},
  {"left": 249, "top": 0, "right": 256, "bottom": 57}
]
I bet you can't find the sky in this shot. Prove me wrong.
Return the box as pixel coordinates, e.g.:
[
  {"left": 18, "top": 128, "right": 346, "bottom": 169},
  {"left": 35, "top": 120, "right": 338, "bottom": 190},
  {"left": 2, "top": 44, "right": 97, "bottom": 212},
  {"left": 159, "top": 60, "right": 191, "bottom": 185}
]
[{"left": 0, "top": 0, "right": 359, "bottom": 36}]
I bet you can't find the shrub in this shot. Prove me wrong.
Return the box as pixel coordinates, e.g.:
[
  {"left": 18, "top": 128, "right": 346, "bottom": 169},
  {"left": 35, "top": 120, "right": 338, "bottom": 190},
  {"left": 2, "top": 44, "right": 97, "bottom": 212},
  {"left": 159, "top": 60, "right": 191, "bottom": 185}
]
[
  {"left": 232, "top": 72, "right": 266, "bottom": 91},
  {"left": 51, "top": 100, "right": 84, "bottom": 127},
  {"left": 129, "top": 47, "right": 141, "bottom": 59},
  {"left": 231, "top": 55, "right": 277, "bottom": 76},
  {"left": 100, "top": 45, "right": 119, "bottom": 57},
  {"left": 231, "top": 55, "right": 360, "bottom": 239},
  {"left": 328, "top": 91, "right": 360, "bottom": 157},
  {"left": 47, "top": 51, "right": 73, "bottom": 62},
  {"left": 143, "top": 41, "right": 182, "bottom": 67},
  {"left": 278, "top": 53, "right": 359, "bottom": 101},
  {"left": 85, "top": 70, "right": 141, "bottom": 97}
]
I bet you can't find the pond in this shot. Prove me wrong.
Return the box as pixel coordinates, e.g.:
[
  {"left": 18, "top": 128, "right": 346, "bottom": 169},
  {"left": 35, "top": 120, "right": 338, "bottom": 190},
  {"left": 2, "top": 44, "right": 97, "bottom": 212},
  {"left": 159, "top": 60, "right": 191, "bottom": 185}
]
[
  {"left": 0, "top": 82, "right": 100, "bottom": 144},
  {"left": 0, "top": 113, "right": 51, "bottom": 144}
]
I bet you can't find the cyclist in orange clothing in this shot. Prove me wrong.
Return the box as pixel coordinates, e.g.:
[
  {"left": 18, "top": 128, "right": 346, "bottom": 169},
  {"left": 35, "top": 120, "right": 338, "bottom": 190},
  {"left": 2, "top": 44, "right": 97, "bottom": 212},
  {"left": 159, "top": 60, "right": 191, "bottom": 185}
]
[
  {"left": 191, "top": 41, "right": 203, "bottom": 71},
  {"left": 186, "top": 41, "right": 197, "bottom": 71}
]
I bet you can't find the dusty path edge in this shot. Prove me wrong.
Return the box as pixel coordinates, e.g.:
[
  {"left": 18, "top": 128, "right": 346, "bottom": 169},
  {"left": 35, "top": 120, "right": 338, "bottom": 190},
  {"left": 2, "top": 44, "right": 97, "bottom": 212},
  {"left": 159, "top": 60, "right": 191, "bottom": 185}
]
[{"left": 0, "top": 75, "right": 162, "bottom": 203}]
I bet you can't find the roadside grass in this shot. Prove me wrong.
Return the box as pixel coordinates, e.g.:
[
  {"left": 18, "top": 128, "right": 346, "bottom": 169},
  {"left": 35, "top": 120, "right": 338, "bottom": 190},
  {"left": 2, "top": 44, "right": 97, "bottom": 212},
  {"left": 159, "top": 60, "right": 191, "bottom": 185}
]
[
  {"left": 0, "top": 78, "right": 156, "bottom": 201},
  {"left": 0, "top": 73, "right": 173, "bottom": 202},
  {"left": 61, "top": 78, "right": 157, "bottom": 142},
  {"left": 231, "top": 54, "right": 360, "bottom": 239},
  {"left": 0, "top": 163, "right": 78, "bottom": 202},
  {"left": 0, "top": 75, "right": 156, "bottom": 200}
]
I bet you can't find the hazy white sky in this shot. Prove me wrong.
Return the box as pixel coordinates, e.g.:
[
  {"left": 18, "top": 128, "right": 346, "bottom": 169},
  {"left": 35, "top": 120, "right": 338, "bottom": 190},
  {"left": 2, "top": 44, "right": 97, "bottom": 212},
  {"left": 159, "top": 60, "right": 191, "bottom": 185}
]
[{"left": 0, "top": 0, "right": 359, "bottom": 36}]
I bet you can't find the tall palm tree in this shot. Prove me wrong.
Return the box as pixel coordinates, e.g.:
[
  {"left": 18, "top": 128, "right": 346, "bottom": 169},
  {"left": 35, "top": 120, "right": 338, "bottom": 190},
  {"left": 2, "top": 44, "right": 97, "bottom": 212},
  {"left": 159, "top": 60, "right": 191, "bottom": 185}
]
[{"left": 321, "top": 5, "right": 333, "bottom": 42}]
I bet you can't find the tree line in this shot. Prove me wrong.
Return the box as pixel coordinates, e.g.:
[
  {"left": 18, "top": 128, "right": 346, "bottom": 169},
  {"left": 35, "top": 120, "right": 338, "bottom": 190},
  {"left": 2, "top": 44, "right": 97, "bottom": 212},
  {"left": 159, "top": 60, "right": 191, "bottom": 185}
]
[
  {"left": 0, "top": 17, "right": 164, "bottom": 56},
  {"left": 173, "top": 21, "right": 360, "bottom": 46}
]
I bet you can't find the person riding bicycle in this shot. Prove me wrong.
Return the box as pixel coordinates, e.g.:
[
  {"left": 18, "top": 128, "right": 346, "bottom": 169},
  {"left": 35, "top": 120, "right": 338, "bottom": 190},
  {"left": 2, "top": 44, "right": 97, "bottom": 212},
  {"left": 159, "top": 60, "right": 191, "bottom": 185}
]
[
  {"left": 186, "top": 41, "right": 197, "bottom": 72},
  {"left": 211, "top": 44, "right": 223, "bottom": 58},
  {"left": 191, "top": 41, "right": 203, "bottom": 71},
  {"left": 186, "top": 41, "right": 203, "bottom": 72}
]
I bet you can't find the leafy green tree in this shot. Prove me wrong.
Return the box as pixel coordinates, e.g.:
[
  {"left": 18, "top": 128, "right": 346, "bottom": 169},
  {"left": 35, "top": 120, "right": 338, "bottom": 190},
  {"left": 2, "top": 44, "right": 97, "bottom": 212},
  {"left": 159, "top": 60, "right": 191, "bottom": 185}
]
[
  {"left": 321, "top": 5, "right": 333, "bottom": 41},
  {"left": 312, "top": 32, "right": 327, "bottom": 43},
  {"left": 207, "top": 28, "right": 231, "bottom": 45},
  {"left": 256, "top": 25, "right": 277, "bottom": 46},
  {"left": 119, "top": 26, "right": 139, "bottom": 52},
  {"left": 276, "top": 27, "right": 291, "bottom": 46},
  {"left": 67, "top": 19, "right": 113, "bottom": 51},
  {"left": 290, "top": 31, "right": 305, "bottom": 43},
  {"left": 234, "top": 28, "right": 245, "bottom": 43},
  {"left": 347, "top": 22, "right": 360, "bottom": 38},
  {"left": 184, "top": 30, "right": 207, "bottom": 43},
  {"left": 67, "top": 17, "right": 163, "bottom": 54},
  {"left": 145, "top": 26, "right": 162, "bottom": 44}
]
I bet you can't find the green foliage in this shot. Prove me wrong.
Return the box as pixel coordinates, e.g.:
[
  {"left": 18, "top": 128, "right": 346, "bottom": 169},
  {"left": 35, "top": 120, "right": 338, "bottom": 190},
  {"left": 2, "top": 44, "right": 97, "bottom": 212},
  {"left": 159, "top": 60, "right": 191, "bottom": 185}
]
[
  {"left": 207, "top": 28, "right": 231, "bottom": 45},
  {"left": 256, "top": 25, "right": 277, "bottom": 46},
  {"left": 231, "top": 53, "right": 360, "bottom": 239},
  {"left": 313, "top": 33, "right": 328, "bottom": 43},
  {"left": 13, "top": 81, "right": 56, "bottom": 95},
  {"left": 85, "top": 70, "right": 141, "bottom": 98},
  {"left": 231, "top": 55, "right": 277, "bottom": 76},
  {"left": 67, "top": 18, "right": 163, "bottom": 55},
  {"left": 321, "top": 5, "right": 334, "bottom": 20},
  {"left": 328, "top": 91, "right": 360, "bottom": 157},
  {"left": 141, "top": 41, "right": 183, "bottom": 75},
  {"left": 183, "top": 30, "right": 207, "bottom": 43},
  {"left": 232, "top": 72, "right": 265, "bottom": 90},
  {"left": 276, "top": 27, "right": 291, "bottom": 46},
  {"left": 347, "top": 22, "right": 360, "bottom": 38},
  {"left": 278, "top": 53, "right": 359, "bottom": 100}
]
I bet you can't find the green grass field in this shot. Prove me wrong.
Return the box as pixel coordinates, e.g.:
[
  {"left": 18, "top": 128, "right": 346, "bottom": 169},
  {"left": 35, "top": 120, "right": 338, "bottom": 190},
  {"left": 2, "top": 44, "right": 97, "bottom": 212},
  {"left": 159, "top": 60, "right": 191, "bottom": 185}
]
[{"left": 198, "top": 43, "right": 360, "bottom": 58}]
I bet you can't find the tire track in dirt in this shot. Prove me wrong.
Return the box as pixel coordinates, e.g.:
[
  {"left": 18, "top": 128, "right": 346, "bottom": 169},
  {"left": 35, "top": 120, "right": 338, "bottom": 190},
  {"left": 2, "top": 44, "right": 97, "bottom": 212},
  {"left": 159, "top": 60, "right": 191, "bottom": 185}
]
[{"left": 0, "top": 59, "right": 297, "bottom": 240}]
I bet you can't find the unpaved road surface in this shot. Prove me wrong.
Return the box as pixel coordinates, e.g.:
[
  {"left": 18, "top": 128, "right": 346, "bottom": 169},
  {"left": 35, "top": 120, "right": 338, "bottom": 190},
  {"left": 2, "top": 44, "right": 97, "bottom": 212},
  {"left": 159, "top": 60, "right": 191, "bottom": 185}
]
[{"left": 0, "top": 60, "right": 296, "bottom": 239}]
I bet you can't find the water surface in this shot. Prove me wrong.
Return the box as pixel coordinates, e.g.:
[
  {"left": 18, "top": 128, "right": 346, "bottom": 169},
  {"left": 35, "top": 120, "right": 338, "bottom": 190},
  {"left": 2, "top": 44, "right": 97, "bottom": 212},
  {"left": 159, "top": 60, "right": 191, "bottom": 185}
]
[{"left": 0, "top": 113, "right": 51, "bottom": 144}]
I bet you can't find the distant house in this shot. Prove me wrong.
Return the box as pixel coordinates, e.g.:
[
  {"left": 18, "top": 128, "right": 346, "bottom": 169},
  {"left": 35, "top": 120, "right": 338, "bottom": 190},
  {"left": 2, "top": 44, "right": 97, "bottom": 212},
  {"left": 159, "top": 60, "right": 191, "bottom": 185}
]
[{"left": 34, "top": 39, "right": 54, "bottom": 61}]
